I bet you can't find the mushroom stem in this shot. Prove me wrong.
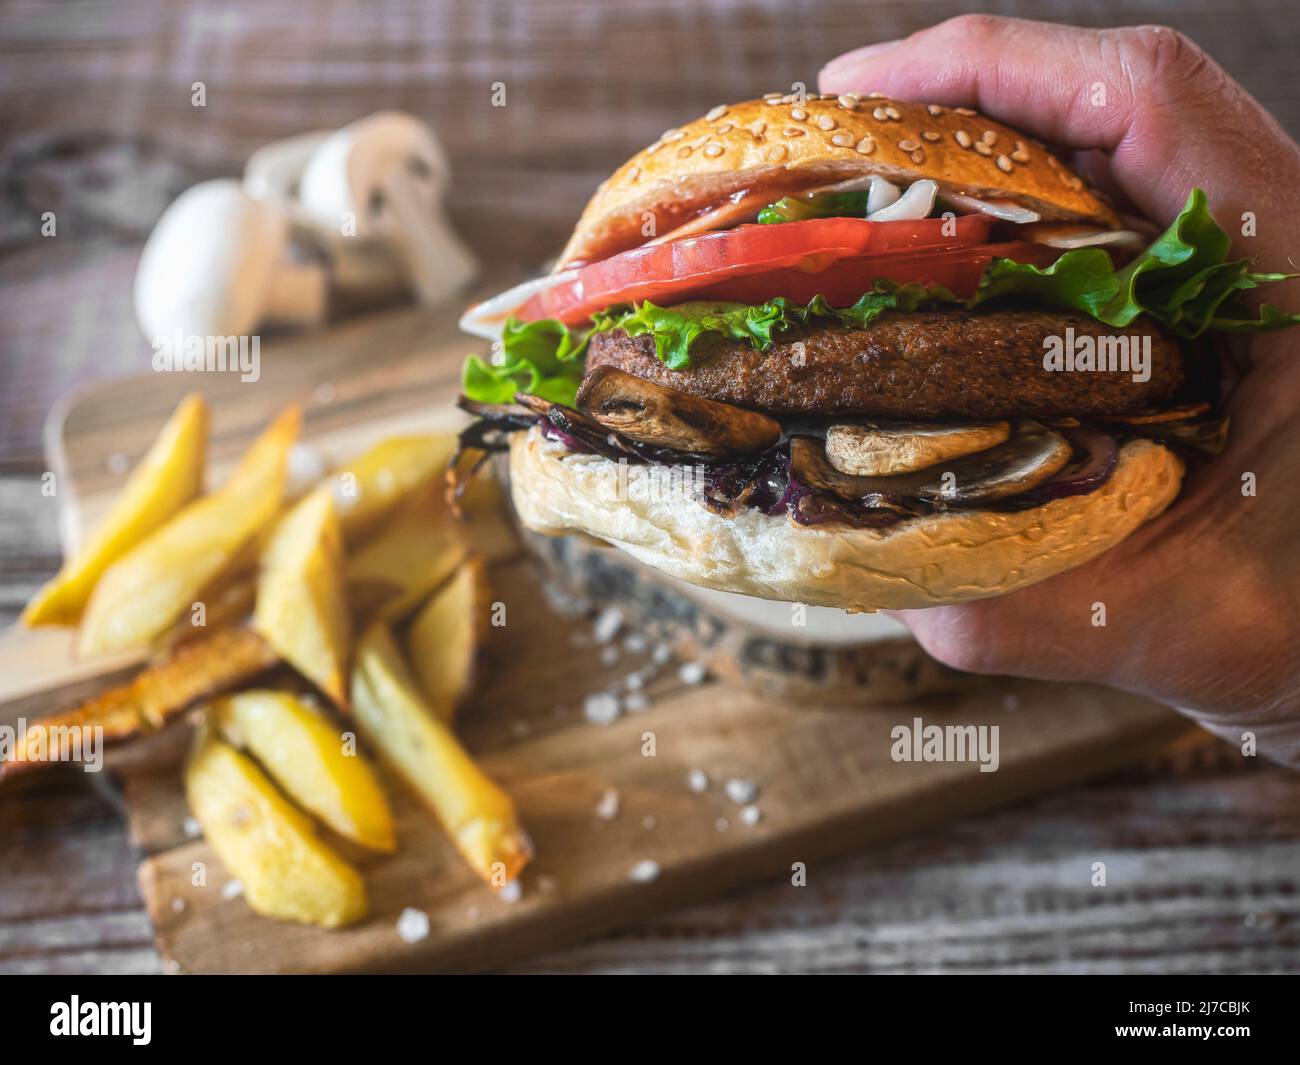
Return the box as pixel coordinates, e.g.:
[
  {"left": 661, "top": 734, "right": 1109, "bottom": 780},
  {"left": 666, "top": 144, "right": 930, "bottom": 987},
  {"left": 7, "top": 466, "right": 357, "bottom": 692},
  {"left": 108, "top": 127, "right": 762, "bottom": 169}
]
[
  {"left": 262, "top": 260, "right": 328, "bottom": 327},
  {"left": 380, "top": 172, "right": 477, "bottom": 304}
]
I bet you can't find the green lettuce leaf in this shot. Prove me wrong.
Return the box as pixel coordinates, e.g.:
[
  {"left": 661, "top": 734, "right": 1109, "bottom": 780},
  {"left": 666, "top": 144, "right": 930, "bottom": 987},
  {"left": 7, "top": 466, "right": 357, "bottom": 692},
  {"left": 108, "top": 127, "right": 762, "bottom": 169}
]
[{"left": 460, "top": 188, "right": 1300, "bottom": 403}]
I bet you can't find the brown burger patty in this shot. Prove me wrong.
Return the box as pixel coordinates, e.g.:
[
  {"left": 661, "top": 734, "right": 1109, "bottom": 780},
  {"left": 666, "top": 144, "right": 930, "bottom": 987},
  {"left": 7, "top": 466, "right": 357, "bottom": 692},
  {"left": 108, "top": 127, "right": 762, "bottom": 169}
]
[{"left": 586, "top": 309, "right": 1184, "bottom": 419}]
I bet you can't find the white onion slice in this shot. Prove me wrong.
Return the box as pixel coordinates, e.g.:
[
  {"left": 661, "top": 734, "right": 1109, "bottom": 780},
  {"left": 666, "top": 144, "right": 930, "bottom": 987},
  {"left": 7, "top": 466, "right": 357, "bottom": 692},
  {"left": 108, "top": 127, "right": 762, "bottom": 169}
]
[
  {"left": 867, "top": 178, "right": 937, "bottom": 221},
  {"left": 866, "top": 175, "right": 901, "bottom": 214},
  {"left": 942, "top": 192, "right": 1041, "bottom": 223},
  {"left": 1034, "top": 227, "right": 1146, "bottom": 250},
  {"left": 459, "top": 268, "right": 579, "bottom": 340}
]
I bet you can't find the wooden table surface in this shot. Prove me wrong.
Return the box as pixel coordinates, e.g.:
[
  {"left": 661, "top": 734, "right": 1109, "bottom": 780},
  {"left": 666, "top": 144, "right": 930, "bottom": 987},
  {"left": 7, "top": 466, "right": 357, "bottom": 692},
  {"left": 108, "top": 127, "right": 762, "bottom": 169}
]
[{"left": 2, "top": 0, "right": 1299, "bottom": 974}]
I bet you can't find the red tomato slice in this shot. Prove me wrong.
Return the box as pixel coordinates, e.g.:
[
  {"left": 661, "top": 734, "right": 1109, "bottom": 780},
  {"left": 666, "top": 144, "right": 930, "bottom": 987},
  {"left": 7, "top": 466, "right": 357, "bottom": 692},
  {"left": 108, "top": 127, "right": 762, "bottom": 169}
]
[
  {"left": 691, "top": 241, "right": 1064, "bottom": 305},
  {"left": 520, "top": 215, "right": 999, "bottom": 325}
]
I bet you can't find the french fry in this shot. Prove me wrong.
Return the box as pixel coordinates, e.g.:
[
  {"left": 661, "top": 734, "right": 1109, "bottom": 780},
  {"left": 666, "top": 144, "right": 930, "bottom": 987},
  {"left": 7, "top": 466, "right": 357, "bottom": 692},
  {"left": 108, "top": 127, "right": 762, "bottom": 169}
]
[
  {"left": 0, "top": 627, "right": 279, "bottom": 778},
  {"left": 345, "top": 488, "right": 465, "bottom": 623},
  {"left": 253, "top": 489, "right": 351, "bottom": 706},
  {"left": 185, "top": 728, "right": 367, "bottom": 929},
  {"left": 212, "top": 690, "right": 395, "bottom": 853},
  {"left": 405, "top": 557, "right": 489, "bottom": 722},
  {"left": 351, "top": 623, "right": 530, "bottom": 886},
  {"left": 450, "top": 458, "right": 519, "bottom": 562},
  {"left": 331, "top": 433, "right": 457, "bottom": 546},
  {"left": 23, "top": 393, "right": 208, "bottom": 627},
  {"left": 78, "top": 406, "right": 300, "bottom": 656},
  {"left": 159, "top": 573, "right": 257, "bottom": 649}
]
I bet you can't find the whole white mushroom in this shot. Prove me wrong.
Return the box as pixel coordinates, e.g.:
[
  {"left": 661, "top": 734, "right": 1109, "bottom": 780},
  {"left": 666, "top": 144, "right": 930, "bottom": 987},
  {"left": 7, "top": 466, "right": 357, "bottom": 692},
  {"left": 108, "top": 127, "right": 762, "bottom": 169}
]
[
  {"left": 297, "top": 111, "right": 477, "bottom": 305},
  {"left": 134, "top": 179, "right": 326, "bottom": 346}
]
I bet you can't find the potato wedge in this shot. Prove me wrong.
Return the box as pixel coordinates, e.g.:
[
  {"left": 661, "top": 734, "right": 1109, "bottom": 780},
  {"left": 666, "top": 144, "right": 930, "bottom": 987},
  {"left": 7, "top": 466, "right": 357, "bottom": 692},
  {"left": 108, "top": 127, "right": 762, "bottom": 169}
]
[
  {"left": 406, "top": 557, "right": 489, "bottom": 722},
  {"left": 212, "top": 690, "right": 395, "bottom": 853},
  {"left": 23, "top": 393, "right": 208, "bottom": 627},
  {"left": 185, "top": 729, "right": 366, "bottom": 928},
  {"left": 0, "top": 627, "right": 279, "bottom": 778},
  {"left": 346, "top": 488, "right": 465, "bottom": 623},
  {"left": 351, "top": 623, "right": 530, "bottom": 886},
  {"left": 331, "top": 434, "right": 457, "bottom": 546},
  {"left": 79, "top": 406, "right": 300, "bottom": 656},
  {"left": 253, "top": 489, "right": 351, "bottom": 706}
]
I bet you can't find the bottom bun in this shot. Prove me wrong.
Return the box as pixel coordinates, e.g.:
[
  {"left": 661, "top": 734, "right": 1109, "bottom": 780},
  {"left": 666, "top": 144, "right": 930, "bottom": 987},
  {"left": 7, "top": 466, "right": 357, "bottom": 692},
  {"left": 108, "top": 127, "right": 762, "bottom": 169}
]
[{"left": 509, "top": 426, "right": 1183, "bottom": 611}]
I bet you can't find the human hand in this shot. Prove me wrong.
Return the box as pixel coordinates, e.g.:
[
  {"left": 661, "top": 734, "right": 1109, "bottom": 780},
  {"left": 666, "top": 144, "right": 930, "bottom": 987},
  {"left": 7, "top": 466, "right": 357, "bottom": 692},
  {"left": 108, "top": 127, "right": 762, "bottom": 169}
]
[{"left": 820, "top": 16, "right": 1300, "bottom": 764}]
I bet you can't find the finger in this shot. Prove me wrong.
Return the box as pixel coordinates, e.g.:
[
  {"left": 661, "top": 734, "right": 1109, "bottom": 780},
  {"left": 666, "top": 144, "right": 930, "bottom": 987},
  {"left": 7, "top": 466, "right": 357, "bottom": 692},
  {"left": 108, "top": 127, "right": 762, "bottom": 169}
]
[{"left": 819, "top": 16, "right": 1300, "bottom": 265}]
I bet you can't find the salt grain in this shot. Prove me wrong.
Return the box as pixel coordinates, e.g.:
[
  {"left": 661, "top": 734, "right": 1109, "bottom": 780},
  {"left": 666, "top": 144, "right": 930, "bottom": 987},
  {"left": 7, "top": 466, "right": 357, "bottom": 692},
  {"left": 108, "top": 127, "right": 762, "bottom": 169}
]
[
  {"left": 498, "top": 880, "right": 523, "bottom": 904},
  {"left": 678, "top": 660, "right": 708, "bottom": 685},
  {"left": 624, "top": 691, "right": 650, "bottom": 713},
  {"left": 652, "top": 642, "right": 673, "bottom": 665},
  {"left": 595, "top": 787, "right": 621, "bottom": 820},
  {"left": 599, "top": 645, "right": 619, "bottom": 667},
  {"left": 221, "top": 879, "right": 244, "bottom": 900},
  {"left": 182, "top": 816, "right": 202, "bottom": 839},
  {"left": 725, "top": 778, "right": 759, "bottom": 805},
  {"left": 593, "top": 605, "right": 624, "bottom": 644},
  {"left": 740, "top": 804, "right": 762, "bottom": 826},
  {"left": 583, "top": 691, "right": 622, "bottom": 725},
  {"left": 687, "top": 768, "right": 710, "bottom": 793},
  {"left": 396, "top": 907, "right": 431, "bottom": 943},
  {"left": 629, "top": 859, "right": 661, "bottom": 883},
  {"left": 623, "top": 632, "right": 648, "bottom": 654}
]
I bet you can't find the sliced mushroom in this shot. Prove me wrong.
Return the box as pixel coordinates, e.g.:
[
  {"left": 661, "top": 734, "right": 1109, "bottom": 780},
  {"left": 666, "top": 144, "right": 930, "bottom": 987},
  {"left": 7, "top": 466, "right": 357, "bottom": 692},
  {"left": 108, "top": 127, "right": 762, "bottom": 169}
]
[
  {"left": 941, "top": 192, "right": 1041, "bottom": 224},
  {"left": 791, "top": 421, "right": 1071, "bottom": 507},
  {"left": 1020, "top": 222, "right": 1146, "bottom": 250},
  {"left": 575, "top": 366, "right": 781, "bottom": 457},
  {"left": 825, "top": 421, "right": 1011, "bottom": 476},
  {"left": 867, "top": 178, "right": 937, "bottom": 221}
]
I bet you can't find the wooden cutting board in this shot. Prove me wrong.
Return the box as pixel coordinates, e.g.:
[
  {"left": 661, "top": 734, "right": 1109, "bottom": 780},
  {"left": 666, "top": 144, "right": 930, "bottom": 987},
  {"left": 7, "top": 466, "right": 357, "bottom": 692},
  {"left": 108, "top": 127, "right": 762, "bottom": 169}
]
[{"left": 1, "top": 299, "right": 1196, "bottom": 973}]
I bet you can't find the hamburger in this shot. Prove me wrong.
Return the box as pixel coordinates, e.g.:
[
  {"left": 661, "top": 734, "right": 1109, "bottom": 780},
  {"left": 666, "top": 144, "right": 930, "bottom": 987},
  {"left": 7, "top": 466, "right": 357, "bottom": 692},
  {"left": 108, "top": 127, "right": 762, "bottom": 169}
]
[{"left": 453, "top": 93, "right": 1299, "bottom": 611}]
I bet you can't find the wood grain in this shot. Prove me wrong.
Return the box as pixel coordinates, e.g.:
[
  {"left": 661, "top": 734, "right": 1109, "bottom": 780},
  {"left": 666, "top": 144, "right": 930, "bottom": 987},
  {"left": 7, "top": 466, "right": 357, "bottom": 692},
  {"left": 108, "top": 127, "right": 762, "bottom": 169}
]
[{"left": 3, "top": 0, "right": 1299, "bottom": 975}]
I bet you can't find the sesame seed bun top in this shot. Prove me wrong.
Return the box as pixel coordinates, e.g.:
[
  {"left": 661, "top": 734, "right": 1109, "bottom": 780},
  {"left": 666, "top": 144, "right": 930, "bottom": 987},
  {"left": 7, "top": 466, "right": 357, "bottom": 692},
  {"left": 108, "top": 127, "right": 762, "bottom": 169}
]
[{"left": 559, "top": 94, "right": 1120, "bottom": 268}]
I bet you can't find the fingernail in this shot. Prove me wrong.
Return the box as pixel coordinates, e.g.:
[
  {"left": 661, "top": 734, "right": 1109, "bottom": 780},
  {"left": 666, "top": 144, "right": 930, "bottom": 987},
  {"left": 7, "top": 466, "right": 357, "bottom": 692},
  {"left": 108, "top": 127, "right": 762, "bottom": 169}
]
[{"left": 820, "top": 39, "right": 903, "bottom": 81}]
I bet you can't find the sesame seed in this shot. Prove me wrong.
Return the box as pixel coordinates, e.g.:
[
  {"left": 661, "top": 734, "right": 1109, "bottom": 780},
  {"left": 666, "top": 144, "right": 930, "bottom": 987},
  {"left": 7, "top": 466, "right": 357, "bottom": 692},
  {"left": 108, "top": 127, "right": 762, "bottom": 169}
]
[
  {"left": 1046, "top": 154, "right": 1061, "bottom": 168},
  {"left": 646, "top": 140, "right": 663, "bottom": 154},
  {"left": 676, "top": 145, "right": 692, "bottom": 158},
  {"left": 790, "top": 106, "right": 808, "bottom": 121},
  {"left": 910, "top": 149, "right": 925, "bottom": 164},
  {"left": 926, "top": 104, "right": 946, "bottom": 116},
  {"left": 763, "top": 92, "right": 783, "bottom": 101},
  {"left": 627, "top": 165, "right": 640, "bottom": 180},
  {"left": 897, "top": 138, "right": 920, "bottom": 152},
  {"left": 831, "top": 131, "right": 855, "bottom": 147},
  {"left": 974, "top": 141, "right": 993, "bottom": 157},
  {"left": 872, "top": 107, "right": 888, "bottom": 121},
  {"left": 954, "top": 129, "right": 973, "bottom": 148},
  {"left": 981, "top": 130, "right": 997, "bottom": 145},
  {"left": 766, "top": 97, "right": 783, "bottom": 106},
  {"left": 855, "top": 136, "right": 875, "bottom": 155},
  {"left": 662, "top": 128, "right": 684, "bottom": 142},
  {"left": 921, "top": 130, "right": 941, "bottom": 142},
  {"left": 1011, "top": 142, "right": 1030, "bottom": 163},
  {"left": 884, "top": 106, "right": 902, "bottom": 120},
  {"left": 955, "top": 106, "right": 976, "bottom": 116},
  {"left": 816, "top": 114, "right": 835, "bottom": 131},
  {"left": 780, "top": 93, "right": 798, "bottom": 103},
  {"left": 1065, "top": 175, "right": 1084, "bottom": 190},
  {"left": 996, "top": 154, "right": 1013, "bottom": 172},
  {"left": 704, "top": 143, "right": 724, "bottom": 157},
  {"left": 767, "top": 144, "right": 788, "bottom": 161},
  {"left": 837, "top": 94, "right": 859, "bottom": 110},
  {"left": 716, "top": 122, "right": 734, "bottom": 134},
  {"left": 783, "top": 126, "right": 805, "bottom": 138},
  {"left": 866, "top": 90, "right": 887, "bottom": 98},
  {"left": 706, "top": 104, "right": 728, "bottom": 120},
  {"left": 749, "top": 119, "right": 766, "bottom": 137}
]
